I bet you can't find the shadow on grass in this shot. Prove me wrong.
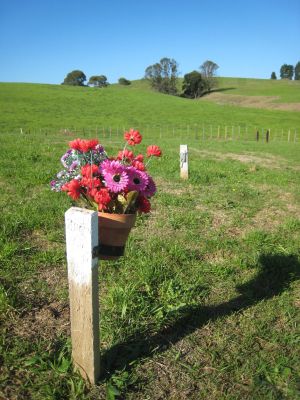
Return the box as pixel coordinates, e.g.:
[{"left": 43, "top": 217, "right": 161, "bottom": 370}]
[
  {"left": 100, "top": 254, "right": 300, "bottom": 379},
  {"left": 209, "top": 87, "right": 237, "bottom": 94}
]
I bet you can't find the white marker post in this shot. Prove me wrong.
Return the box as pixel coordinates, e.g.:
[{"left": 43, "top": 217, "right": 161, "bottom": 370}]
[
  {"left": 65, "top": 207, "right": 100, "bottom": 384},
  {"left": 180, "top": 145, "right": 188, "bottom": 179}
]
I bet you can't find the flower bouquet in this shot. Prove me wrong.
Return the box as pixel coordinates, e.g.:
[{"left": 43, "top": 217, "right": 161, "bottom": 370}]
[{"left": 51, "top": 129, "right": 161, "bottom": 259}]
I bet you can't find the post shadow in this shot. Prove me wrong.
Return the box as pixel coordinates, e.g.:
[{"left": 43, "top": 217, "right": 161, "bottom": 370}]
[{"left": 100, "top": 253, "right": 300, "bottom": 379}]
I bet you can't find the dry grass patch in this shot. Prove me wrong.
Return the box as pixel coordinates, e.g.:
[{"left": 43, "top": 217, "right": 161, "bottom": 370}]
[
  {"left": 202, "top": 92, "right": 300, "bottom": 112},
  {"left": 9, "top": 300, "right": 70, "bottom": 341},
  {"left": 189, "top": 148, "right": 296, "bottom": 170}
]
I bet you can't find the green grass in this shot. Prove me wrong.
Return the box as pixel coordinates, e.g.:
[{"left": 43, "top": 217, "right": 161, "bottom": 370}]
[
  {"left": 217, "top": 77, "right": 300, "bottom": 102},
  {"left": 0, "top": 129, "right": 299, "bottom": 399},
  {"left": 0, "top": 79, "right": 299, "bottom": 134}
]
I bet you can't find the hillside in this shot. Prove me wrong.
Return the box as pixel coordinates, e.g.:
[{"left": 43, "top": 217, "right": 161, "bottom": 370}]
[
  {"left": 0, "top": 78, "right": 299, "bottom": 133},
  {"left": 202, "top": 77, "right": 300, "bottom": 112}
]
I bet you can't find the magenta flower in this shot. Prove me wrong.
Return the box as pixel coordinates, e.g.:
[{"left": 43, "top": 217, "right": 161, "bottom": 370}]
[
  {"left": 127, "top": 167, "right": 148, "bottom": 192},
  {"left": 142, "top": 174, "right": 156, "bottom": 197},
  {"left": 101, "top": 160, "right": 129, "bottom": 193}
]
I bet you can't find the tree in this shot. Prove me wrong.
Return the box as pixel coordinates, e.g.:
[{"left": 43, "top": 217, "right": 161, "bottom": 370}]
[
  {"left": 280, "top": 64, "right": 294, "bottom": 80},
  {"left": 199, "top": 60, "right": 219, "bottom": 92},
  {"left": 118, "top": 77, "right": 131, "bottom": 85},
  {"left": 182, "top": 71, "right": 206, "bottom": 98},
  {"left": 271, "top": 72, "right": 277, "bottom": 79},
  {"left": 144, "top": 57, "right": 178, "bottom": 95},
  {"left": 62, "top": 70, "right": 86, "bottom": 86},
  {"left": 294, "top": 62, "right": 300, "bottom": 80},
  {"left": 88, "top": 75, "right": 108, "bottom": 87}
]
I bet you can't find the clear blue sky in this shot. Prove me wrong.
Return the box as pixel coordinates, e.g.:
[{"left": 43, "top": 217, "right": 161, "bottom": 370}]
[{"left": 0, "top": 0, "right": 299, "bottom": 84}]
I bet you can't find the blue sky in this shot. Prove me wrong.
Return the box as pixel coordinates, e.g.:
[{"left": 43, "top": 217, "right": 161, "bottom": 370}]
[{"left": 0, "top": 0, "right": 299, "bottom": 84}]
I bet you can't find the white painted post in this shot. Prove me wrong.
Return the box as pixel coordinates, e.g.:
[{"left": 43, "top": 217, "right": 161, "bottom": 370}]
[
  {"left": 65, "top": 207, "right": 100, "bottom": 384},
  {"left": 180, "top": 145, "right": 188, "bottom": 179}
]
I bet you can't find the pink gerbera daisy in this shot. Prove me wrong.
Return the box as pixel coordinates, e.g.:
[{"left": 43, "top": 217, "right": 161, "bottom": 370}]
[
  {"left": 142, "top": 175, "right": 156, "bottom": 197},
  {"left": 126, "top": 167, "right": 148, "bottom": 192},
  {"left": 101, "top": 160, "right": 129, "bottom": 193}
]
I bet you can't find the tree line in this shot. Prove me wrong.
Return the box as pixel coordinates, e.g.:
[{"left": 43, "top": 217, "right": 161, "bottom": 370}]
[
  {"left": 61, "top": 71, "right": 131, "bottom": 87},
  {"left": 271, "top": 62, "right": 300, "bottom": 80},
  {"left": 61, "top": 58, "right": 218, "bottom": 99}
]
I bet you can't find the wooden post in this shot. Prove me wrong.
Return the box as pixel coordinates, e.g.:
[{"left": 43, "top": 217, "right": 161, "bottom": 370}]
[
  {"left": 180, "top": 145, "right": 188, "bottom": 179},
  {"left": 65, "top": 207, "right": 100, "bottom": 384},
  {"left": 288, "top": 129, "right": 291, "bottom": 142}
]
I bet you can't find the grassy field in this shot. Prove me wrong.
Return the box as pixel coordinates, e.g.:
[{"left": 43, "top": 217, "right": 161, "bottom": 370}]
[
  {"left": 0, "top": 128, "right": 299, "bottom": 399},
  {"left": 0, "top": 79, "right": 300, "bottom": 134},
  {"left": 0, "top": 77, "right": 300, "bottom": 398}
]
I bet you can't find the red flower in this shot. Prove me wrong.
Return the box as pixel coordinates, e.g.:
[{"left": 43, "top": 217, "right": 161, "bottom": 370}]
[
  {"left": 146, "top": 145, "right": 162, "bottom": 158},
  {"left": 117, "top": 149, "right": 134, "bottom": 162},
  {"left": 62, "top": 179, "right": 81, "bottom": 200},
  {"left": 93, "top": 188, "right": 111, "bottom": 211},
  {"left": 124, "top": 129, "right": 142, "bottom": 146},
  {"left": 69, "top": 138, "right": 82, "bottom": 151},
  {"left": 81, "top": 164, "right": 99, "bottom": 177},
  {"left": 80, "top": 139, "right": 99, "bottom": 152},
  {"left": 132, "top": 160, "right": 146, "bottom": 171},
  {"left": 81, "top": 177, "right": 102, "bottom": 190},
  {"left": 135, "top": 154, "right": 144, "bottom": 162},
  {"left": 138, "top": 196, "right": 151, "bottom": 213},
  {"left": 69, "top": 138, "right": 99, "bottom": 152}
]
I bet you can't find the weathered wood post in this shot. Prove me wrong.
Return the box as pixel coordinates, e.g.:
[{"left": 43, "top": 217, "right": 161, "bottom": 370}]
[
  {"left": 180, "top": 145, "right": 188, "bottom": 179},
  {"left": 65, "top": 207, "right": 100, "bottom": 384}
]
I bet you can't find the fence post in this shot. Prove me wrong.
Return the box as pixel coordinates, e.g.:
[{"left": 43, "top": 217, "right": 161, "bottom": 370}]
[
  {"left": 65, "top": 207, "right": 100, "bottom": 384},
  {"left": 288, "top": 130, "right": 291, "bottom": 142},
  {"left": 266, "top": 130, "right": 269, "bottom": 143},
  {"left": 180, "top": 145, "right": 188, "bottom": 179}
]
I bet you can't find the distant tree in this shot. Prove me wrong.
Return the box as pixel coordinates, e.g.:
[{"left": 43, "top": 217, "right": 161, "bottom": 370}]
[
  {"left": 280, "top": 64, "right": 294, "bottom": 80},
  {"left": 199, "top": 60, "right": 219, "bottom": 92},
  {"left": 144, "top": 57, "right": 178, "bottom": 95},
  {"left": 88, "top": 75, "right": 109, "bottom": 87},
  {"left": 182, "top": 71, "right": 206, "bottom": 98},
  {"left": 118, "top": 77, "right": 131, "bottom": 85},
  {"left": 270, "top": 72, "right": 277, "bottom": 79},
  {"left": 294, "top": 62, "right": 300, "bottom": 80},
  {"left": 62, "top": 70, "right": 86, "bottom": 86}
]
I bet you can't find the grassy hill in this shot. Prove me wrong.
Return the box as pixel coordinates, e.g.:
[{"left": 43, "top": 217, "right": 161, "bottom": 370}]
[
  {"left": 0, "top": 78, "right": 299, "bottom": 134},
  {"left": 216, "top": 77, "right": 300, "bottom": 102}
]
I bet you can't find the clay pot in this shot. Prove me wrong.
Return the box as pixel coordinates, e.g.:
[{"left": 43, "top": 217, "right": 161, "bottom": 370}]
[{"left": 98, "top": 213, "right": 136, "bottom": 260}]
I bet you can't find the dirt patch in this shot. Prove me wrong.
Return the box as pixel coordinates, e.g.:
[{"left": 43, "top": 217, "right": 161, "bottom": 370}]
[
  {"left": 201, "top": 92, "right": 300, "bottom": 112},
  {"left": 189, "top": 148, "right": 298, "bottom": 170},
  {"left": 10, "top": 301, "right": 70, "bottom": 340}
]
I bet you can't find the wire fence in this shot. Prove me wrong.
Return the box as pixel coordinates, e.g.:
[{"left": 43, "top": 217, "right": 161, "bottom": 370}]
[{"left": 2, "top": 124, "right": 299, "bottom": 143}]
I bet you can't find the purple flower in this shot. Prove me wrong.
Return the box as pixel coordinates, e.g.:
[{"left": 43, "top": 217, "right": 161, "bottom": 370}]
[
  {"left": 60, "top": 150, "right": 72, "bottom": 167},
  {"left": 69, "top": 161, "right": 79, "bottom": 171},
  {"left": 126, "top": 167, "right": 148, "bottom": 192},
  {"left": 142, "top": 174, "right": 156, "bottom": 197},
  {"left": 101, "top": 160, "right": 129, "bottom": 193},
  {"left": 95, "top": 144, "right": 104, "bottom": 153}
]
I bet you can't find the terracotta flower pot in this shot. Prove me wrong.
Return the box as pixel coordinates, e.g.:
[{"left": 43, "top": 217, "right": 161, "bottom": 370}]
[{"left": 98, "top": 213, "right": 136, "bottom": 260}]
